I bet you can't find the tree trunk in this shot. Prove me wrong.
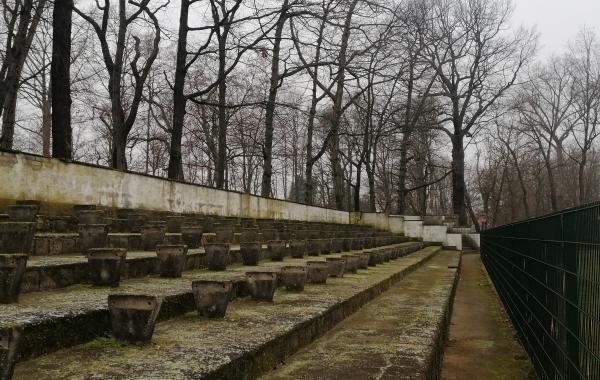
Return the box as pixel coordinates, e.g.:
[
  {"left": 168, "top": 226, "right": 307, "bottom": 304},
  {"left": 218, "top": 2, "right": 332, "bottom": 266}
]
[
  {"left": 329, "top": 0, "right": 358, "bottom": 210},
  {"left": 354, "top": 163, "right": 362, "bottom": 212},
  {"left": 214, "top": 34, "right": 228, "bottom": 189},
  {"left": 42, "top": 97, "right": 51, "bottom": 156},
  {"left": 578, "top": 153, "right": 587, "bottom": 204},
  {"left": 261, "top": 0, "right": 288, "bottom": 197},
  {"left": 108, "top": 0, "right": 128, "bottom": 170},
  {"left": 396, "top": 137, "right": 410, "bottom": 214},
  {"left": 168, "top": 0, "right": 189, "bottom": 180},
  {"left": 51, "top": 0, "right": 73, "bottom": 159},
  {"left": 0, "top": 0, "right": 46, "bottom": 149},
  {"left": 451, "top": 134, "right": 468, "bottom": 225},
  {"left": 1, "top": 87, "right": 18, "bottom": 149}
]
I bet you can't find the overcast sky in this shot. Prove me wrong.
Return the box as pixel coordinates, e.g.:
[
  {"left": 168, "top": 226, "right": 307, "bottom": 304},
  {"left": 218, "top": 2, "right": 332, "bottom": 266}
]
[{"left": 512, "top": 0, "right": 600, "bottom": 56}]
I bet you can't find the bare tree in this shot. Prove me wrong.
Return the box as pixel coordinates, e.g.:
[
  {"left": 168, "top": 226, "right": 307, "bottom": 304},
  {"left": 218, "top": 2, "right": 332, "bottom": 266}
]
[
  {"left": 0, "top": 0, "right": 47, "bottom": 149},
  {"left": 51, "top": 0, "right": 73, "bottom": 158},
  {"left": 422, "top": 0, "right": 535, "bottom": 225},
  {"left": 74, "top": 0, "right": 164, "bottom": 170}
]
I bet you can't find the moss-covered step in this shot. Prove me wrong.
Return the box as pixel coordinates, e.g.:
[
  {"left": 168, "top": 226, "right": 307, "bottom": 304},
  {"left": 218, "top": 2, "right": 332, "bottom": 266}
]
[
  {"left": 21, "top": 236, "right": 408, "bottom": 293},
  {"left": 262, "top": 250, "right": 461, "bottom": 380},
  {"left": 22, "top": 244, "right": 265, "bottom": 293},
  {"left": 12, "top": 245, "right": 441, "bottom": 380},
  {"left": 3, "top": 242, "right": 425, "bottom": 362}
]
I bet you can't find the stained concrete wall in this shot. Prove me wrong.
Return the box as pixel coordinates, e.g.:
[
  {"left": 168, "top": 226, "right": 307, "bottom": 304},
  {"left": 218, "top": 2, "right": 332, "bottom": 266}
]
[
  {"left": 0, "top": 151, "right": 349, "bottom": 224},
  {"left": 350, "top": 212, "right": 407, "bottom": 233},
  {"left": 422, "top": 225, "right": 448, "bottom": 244}
]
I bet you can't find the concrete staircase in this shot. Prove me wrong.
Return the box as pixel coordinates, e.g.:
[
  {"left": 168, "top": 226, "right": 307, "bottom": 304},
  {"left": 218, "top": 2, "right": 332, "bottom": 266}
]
[{"left": 0, "top": 200, "right": 444, "bottom": 379}]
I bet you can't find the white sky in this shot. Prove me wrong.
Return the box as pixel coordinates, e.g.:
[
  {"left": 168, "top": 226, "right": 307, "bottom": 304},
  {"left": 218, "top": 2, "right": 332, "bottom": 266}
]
[{"left": 512, "top": 0, "right": 600, "bottom": 56}]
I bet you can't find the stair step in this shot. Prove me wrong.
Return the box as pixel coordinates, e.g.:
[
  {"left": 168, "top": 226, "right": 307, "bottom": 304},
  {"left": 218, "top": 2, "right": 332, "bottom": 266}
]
[
  {"left": 12, "top": 244, "right": 437, "bottom": 379},
  {"left": 4, "top": 242, "right": 425, "bottom": 363},
  {"left": 262, "top": 250, "right": 461, "bottom": 379}
]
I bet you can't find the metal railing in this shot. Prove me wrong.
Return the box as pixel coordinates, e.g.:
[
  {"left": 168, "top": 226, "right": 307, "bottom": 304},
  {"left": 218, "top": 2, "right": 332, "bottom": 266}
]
[{"left": 481, "top": 202, "right": 600, "bottom": 380}]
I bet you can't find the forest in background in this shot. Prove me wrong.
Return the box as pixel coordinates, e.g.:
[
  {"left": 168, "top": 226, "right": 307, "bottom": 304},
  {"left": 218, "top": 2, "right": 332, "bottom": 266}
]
[{"left": 1, "top": 0, "right": 599, "bottom": 229}]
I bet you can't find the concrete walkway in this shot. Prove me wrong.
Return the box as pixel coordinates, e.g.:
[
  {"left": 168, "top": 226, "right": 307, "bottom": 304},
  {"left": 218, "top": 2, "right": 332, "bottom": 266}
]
[
  {"left": 261, "top": 251, "right": 461, "bottom": 379},
  {"left": 441, "top": 252, "right": 536, "bottom": 379}
]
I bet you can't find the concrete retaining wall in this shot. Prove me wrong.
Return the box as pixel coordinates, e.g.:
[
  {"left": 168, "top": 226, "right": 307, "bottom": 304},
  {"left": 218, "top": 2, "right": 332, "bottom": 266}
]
[
  {"left": 0, "top": 151, "right": 348, "bottom": 224},
  {"left": 422, "top": 225, "right": 448, "bottom": 244}
]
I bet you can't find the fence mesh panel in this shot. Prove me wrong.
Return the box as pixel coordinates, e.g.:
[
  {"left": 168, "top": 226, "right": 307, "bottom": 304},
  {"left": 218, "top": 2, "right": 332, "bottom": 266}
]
[{"left": 481, "top": 202, "right": 600, "bottom": 380}]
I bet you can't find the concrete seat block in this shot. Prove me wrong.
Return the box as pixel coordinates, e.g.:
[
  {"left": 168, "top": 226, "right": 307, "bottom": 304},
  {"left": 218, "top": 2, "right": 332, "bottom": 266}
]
[
  {"left": 0, "top": 222, "right": 35, "bottom": 254},
  {"left": 108, "top": 233, "right": 142, "bottom": 251},
  {"left": 7, "top": 205, "right": 38, "bottom": 222},
  {"left": 0, "top": 254, "right": 28, "bottom": 303},
  {"left": 0, "top": 326, "right": 22, "bottom": 380},
  {"left": 246, "top": 271, "right": 277, "bottom": 301},
  {"left": 87, "top": 248, "right": 127, "bottom": 287},
  {"left": 156, "top": 245, "right": 187, "bottom": 278},
  {"left": 191, "top": 280, "right": 233, "bottom": 319},
  {"left": 108, "top": 294, "right": 163, "bottom": 345},
  {"left": 279, "top": 266, "right": 307, "bottom": 291}
]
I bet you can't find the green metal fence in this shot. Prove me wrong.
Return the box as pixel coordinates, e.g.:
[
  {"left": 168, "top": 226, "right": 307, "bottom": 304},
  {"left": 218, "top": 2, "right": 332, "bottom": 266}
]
[{"left": 481, "top": 202, "right": 600, "bottom": 380}]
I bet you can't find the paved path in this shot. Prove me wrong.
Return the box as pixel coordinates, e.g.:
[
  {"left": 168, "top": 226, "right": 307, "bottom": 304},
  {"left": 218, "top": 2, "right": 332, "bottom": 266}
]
[{"left": 441, "top": 252, "right": 535, "bottom": 379}]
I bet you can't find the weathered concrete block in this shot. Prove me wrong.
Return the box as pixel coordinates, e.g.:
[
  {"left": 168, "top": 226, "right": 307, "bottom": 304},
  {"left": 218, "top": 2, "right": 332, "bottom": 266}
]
[
  {"left": 0, "top": 254, "right": 28, "bottom": 303},
  {"left": 165, "top": 216, "right": 185, "bottom": 233},
  {"left": 261, "top": 229, "right": 278, "bottom": 242},
  {"left": 341, "top": 255, "right": 359, "bottom": 273},
  {"left": 422, "top": 225, "right": 448, "bottom": 244},
  {"left": 445, "top": 233, "right": 462, "bottom": 251},
  {"left": 108, "top": 233, "right": 142, "bottom": 251},
  {"left": 77, "top": 210, "right": 105, "bottom": 225},
  {"left": 108, "top": 294, "right": 162, "bottom": 345},
  {"left": 246, "top": 271, "right": 277, "bottom": 301},
  {"left": 279, "top": 266, "right": 307, "bottom": 291},
  {"left": 87, "top": 248, "right": 127, "bottom": 287},
  {"left": 306, "top": 261, "right": 328, "bottom": 284},
  {"left": 240, "top": 228, "right": 259, "bottom": 243},
  {"left": 164, "top": 233, "right": 183, "bottom": 245},
  {"left": 320, "top": 239, "right": 331, "bottom": 255},
  {"left": 289, "top": 240, "right": 306, "bottom": 258},
  {"left": 126, "top": 214, "right": 148, "bottom": 233},
  {"left": 331, "top": 238, "right": 343, "bottom": 253},
  {"left": 78, "top": 224, "right": 108, "bottom": 252},
  {"left": 6, "top": 205, "right": 37, "bottom": 222},
  {"left": 191, "top": 280, "right": 233, "bottom": 319},
  {"left": 204, "top": 243, "right": 230, "bottom": 271},
  {"left": 0, "top": 326, "right": 21, "bottom": 380},
  {"left": 201, "top": 233, "right": 217, "bottom": 245},
  {"left": 214, "top": 227, "right": 233, "bottom": 244},
  {"left": 73, "top": 204, "right": 97, "bottom": 212},
  {"left": 355, "top": 253, "right": 370, "bottom": 269},
  {"left": 0, "top": 222, "right": 35, "bottom": 254},
  {"left": 326, "top": 257, "right": 346, "bottom": 277},
  {"left": 239, "top": 242, "right": 261, "bottom": 266},
  {"left": 156, "top": 245, "right": 187, "bottom": 278},
  {"left": 350, "top": 238, "right": 364, "bottom": 251},
  {"left": 267, "top": 240, "right": 286, "bottom": 262},
  {"left": 306, "top": 239, "right": 320, "bottom": 256},
  {"left": 341, "top": 238, "right": 352, "bottom": 252},
  {"left": 140, "top": 225, "right": 166, "bottom": 251},
  {"left": 366, "top": 251, "right": 379, "bottom": 266},
  {"left": 181, "top": 226, "right": 202, "bottom": 249}
]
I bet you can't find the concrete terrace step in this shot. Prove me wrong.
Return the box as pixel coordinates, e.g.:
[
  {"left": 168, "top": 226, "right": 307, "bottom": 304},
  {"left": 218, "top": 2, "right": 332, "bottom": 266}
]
[
  {"left": 10, "top": 245, "right": 439, "bottom": 379},
  {"left": 21, "top": 236, "right": 410, "bottom": 293},
  {"left": 22, "top": 245, "right": 248, "bottom": 293},
  {"left": 3, "top": 242, "right": 424, "bottom": 362},
  {"left": 262, "top": 250, "right": 461, "bottom": 380}
]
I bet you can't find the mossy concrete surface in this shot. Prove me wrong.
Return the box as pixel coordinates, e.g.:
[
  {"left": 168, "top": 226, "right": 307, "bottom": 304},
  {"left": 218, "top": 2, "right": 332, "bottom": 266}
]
[
  {"left": 12, "top": 245, "right": 440, "bottom": 379},
  {"left": 441, "top": 253, "right": 536, "bottom": 379},
  {"left": 261, "top": 250, "right": 460, "bottom": 380}
]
